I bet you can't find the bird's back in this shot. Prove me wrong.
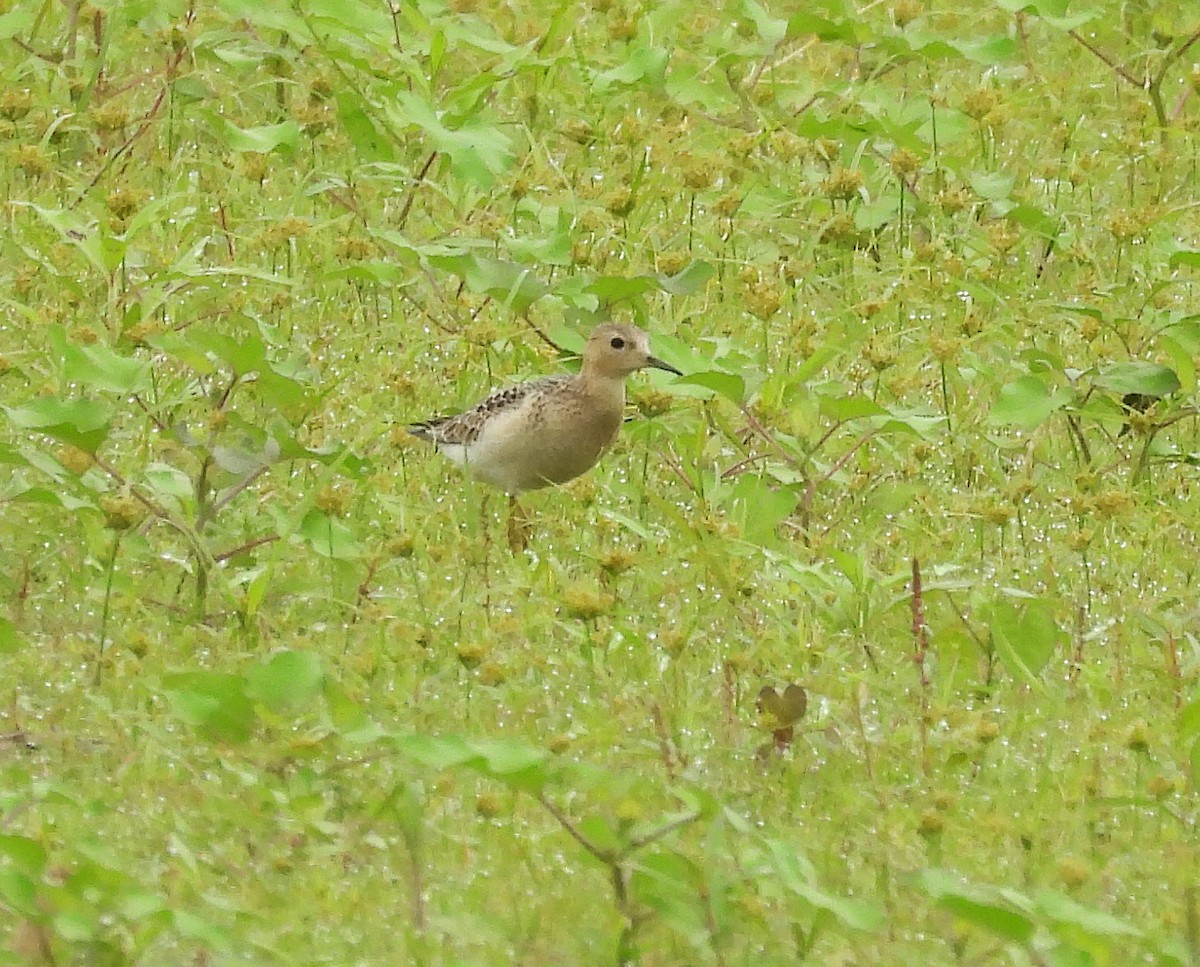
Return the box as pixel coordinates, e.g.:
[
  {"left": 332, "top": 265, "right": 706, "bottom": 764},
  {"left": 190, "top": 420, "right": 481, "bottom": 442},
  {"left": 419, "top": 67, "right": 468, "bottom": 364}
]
[{"left": 409, "top": 375, "right": 569, "bottom": 447}]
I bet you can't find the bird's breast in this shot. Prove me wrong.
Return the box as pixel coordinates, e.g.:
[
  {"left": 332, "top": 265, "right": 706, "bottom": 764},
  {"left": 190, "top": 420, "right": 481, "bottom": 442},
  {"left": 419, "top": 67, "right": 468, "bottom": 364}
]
[{"left": 468, "top": 390, "right": 624, "bottom": 491}]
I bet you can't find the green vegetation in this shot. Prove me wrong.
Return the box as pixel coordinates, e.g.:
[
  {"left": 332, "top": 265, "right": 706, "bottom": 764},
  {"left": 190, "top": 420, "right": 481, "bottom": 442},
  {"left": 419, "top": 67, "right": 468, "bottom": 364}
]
[{"left": 3, "top": 0, "right": 1200, "bottom": 963}]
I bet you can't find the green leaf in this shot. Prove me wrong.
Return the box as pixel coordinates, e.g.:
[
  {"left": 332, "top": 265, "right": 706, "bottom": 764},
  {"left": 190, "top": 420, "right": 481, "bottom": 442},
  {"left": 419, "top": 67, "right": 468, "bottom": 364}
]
[
  {"left": 1021, "top": 348, "right": 1066, "bottom": 374},
  {"left": 0, "top": 617, "right": 23, "bottom": 655},
  {"left": 940, "top": 894, "right": 1033, "bottom": 943},
  {"left": 325, "top": 682, "right": 374, "bottom": 736},
  {"left": 143, "top": 332, "right": 218, "bottom": 375},
  {"left": 0, "top": 6, "right": 37, "bottom": 39},
  {"left": 390, "top": 90, "right": 513, "bottom": 188},
  {"left": 1034, "top": 889, "right": 1141, "bottom": 936},
  {"left": 593, "top": 44, "right": 669, "bottom": 92},
  {"left": 245, "top": 651, "right": 325, "bottom": 713},
  {"left": 297, "top": 510, "right": 363, "bottom": 559},
  {"left": 325, "top": 261, "right": 412, "bottom": 285},
  {"left": 335, "top": 92, "right": 395, "bottom": 163},
  {"left": 794, "top": 345, "right": 843, "bottom": 382},
  {"left": 988, "top": 597, "right": 1062, "bottom": 688},
  {"left": 163, "top": 672, "right": 256, "bottom": 744},
  {"left": 631, "top": 852, "right": 706, "bottom": 938},
  {"left": 787, "top": 10, "right": 864, "bottom": 43},
  {"left": 731, "top": 475, "right": 796, "bottom": 546},
  {"left": 394, "top": 733, "right": 479, "bottom": 769},
  {"left": 580, "top": 264, "right": 714, "bottom": 303},
  {"left": 1055, "top": 303, "right": 1105, "bottom": 321},
  {"left": 599, "top": 508, "right": 657, "bottom": 540},
  {"left": 740, "top": 0, "right": 788, "bottom": 45},
  {"left": 918, "top": 869, "right": 1034, "bottom": 943},
  {"left": 393, "top": 734, "right": 551, "bottom": 792},
  {"left": 217, "top": 118, "right": 301, "bottom": 154},
  {"left": 186, "top": 330, "right": 268, "bottom": 376},
  {"left": 764, "top": 837, "right": 883, "bottom": 931},
  {"left": 969, "top": 170, "right": 1016, "bottom": 200},
  {"left": 51, "top": 328, "right": 150, "bottom": 395},
  {"left": 502, "top": 215, "right": 573, "bottom": 265},
  {"left": 856, "top": 193, "right": 900, "bottom": 230},
  {"left": 992, "top": 0, "right": 1097, "bottom": 23},
  {"left": 211, "top": 444, "right": 262, "bottom": 476},
  {"left": 956, "top": 34, "right": 1020, "bottom": 63},
  {"left": 173, "top": 909, "right": 232, "bottom": 950},
  {"left": 794, "top": 880, "right": 885, "bottom": 932},
  {"left": 584, "top": 274, "right": 660, "bottom": 302},
  {"left": 1092, "top": 362, "right": 1180, "bottom": 398},
  {"left": 665, "top": 63, "right": 739, "bottom": 112},
  {"left": 579, "top": 815, "right": 624, "bottom": 855},
  {"left": 890, "top": 32, "right": 966, "bottom": 62},
  {"left": 52, "top": 911, "right": 96, "bottom": 942},
  {"left": 1178, "top": 697, "right": 1200, "bottom": 739},
  {"left": 1004, "top": 203, "right": 1059, "bottom": 239},
  {"left": 1169, "top": 247, "right": 1200, "bottom": 269},
  {"left": 275, "top": 437, "right": 371, "bottom": 477},
  {"left": 989, "top": 375, "right": 1071, "bottom": 429},
  {"left": 674, "top": 371, "right": 746, "bottom": 404},
  {"left": 120, "top": 892, "right": 166, "bottom": 920},
  {"left": 24, "top": 205, "right": 126, "bottom": 274},
  {"left": 0, "top": 834, "right": 46, "bottom": 875},
  {"left": 171, "top": 74, "right": 210, "bottom": 102},
  {"left": 820, "top": 394, "right": 889, "bottom": 422},
  {"left": 1163, "top": 319, "right": 1200, "bottom": 354},
  {"left": 471, "top": 738, "right": 551, "bottom": 781},
  {"left": 0, "top": 869, "right": 38, "bottom": 916},
  {"left": 427, "top": 253, "right": 548, "bottom": 311},
  {"left": 658, "top": 261, "right": 715, "bottom": 296},
  {"left": 5, "top": 397, "right": 112, "bottom": 451},
  {"left": 144, "top": 464, "right": 194, "bottom": 503},
  {"left": 257, "top": 369, "right": 310, "bottom": 412},
  {"left": 1158, "top": 335, "right": 1196, "bottom": 394}
]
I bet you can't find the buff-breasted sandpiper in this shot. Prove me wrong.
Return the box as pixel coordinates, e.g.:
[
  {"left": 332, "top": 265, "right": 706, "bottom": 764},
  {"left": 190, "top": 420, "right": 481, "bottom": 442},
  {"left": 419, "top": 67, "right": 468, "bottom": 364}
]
[{"left": 410, "top": 323, "right": 681, "bottom": 498}]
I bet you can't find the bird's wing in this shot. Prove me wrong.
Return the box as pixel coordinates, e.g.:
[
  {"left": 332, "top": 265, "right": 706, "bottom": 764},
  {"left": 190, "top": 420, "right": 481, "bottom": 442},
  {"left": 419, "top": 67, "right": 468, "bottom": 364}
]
[{"left": 409, "top": 376, "right": 568, "bottom": 446}]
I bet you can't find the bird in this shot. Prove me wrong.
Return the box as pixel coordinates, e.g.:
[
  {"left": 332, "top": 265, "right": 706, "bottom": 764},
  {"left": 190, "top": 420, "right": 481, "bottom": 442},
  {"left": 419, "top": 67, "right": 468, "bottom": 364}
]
[{"left": 409, "top": 322, "right": 682, "bottom": 497}]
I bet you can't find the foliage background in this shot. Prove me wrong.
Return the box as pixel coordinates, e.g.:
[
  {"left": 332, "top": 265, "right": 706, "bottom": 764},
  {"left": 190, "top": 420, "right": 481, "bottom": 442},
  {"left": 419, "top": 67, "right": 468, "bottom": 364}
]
[{"left": 2, "top": 0, "right": 1200, "bottom": 963}]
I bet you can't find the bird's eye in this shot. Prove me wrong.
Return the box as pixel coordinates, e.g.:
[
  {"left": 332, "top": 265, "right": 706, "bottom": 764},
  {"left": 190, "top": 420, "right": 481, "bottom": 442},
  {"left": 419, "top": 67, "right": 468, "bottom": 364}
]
[{"left": 610, "top": 337, "right": 626, "bottom": 350}]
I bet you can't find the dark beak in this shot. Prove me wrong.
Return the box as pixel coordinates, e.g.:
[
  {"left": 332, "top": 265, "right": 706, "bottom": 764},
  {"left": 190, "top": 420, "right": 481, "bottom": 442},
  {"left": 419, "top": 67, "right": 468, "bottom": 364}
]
[{"left": 647, "top": 355, "right": 682, "bottom": 376}]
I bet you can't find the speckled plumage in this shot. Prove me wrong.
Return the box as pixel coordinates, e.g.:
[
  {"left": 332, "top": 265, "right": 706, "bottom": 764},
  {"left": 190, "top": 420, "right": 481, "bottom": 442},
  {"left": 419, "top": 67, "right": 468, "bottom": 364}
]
[
  {"left": 409, "top": 323, "right": 681, "bottom": 494},
  {"left": 409, "top": 376, "right": 568, "bottom": 448}
]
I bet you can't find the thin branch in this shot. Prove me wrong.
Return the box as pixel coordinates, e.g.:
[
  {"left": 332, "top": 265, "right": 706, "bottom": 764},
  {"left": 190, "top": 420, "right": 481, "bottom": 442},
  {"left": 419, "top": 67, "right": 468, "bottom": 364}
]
[
  {"left": 800, "top": 427, "right": 879, "bottom": 517},
  {"left": 397, "top": 152, "right": 439, "bottom": 230},
  {"left": 944, "top": 592, "right": 987, "bottom": 651},
  {"left": 537, "top": 793, "right": 615, "bottom": 864},
  {"left": 90, "top": 453, "right": 212, "bottom": 570},
  {"left": 130, "top": 395, "right": 169, "bottom": 433},
  {"left": 1152, "top": 406, "right": 1199, "bottom": 430},
  {"left": 211, "top": 463, "right": 271, "bottom": 514},
  {"left": 521, "top": 313, "right": 566, "bottom": 354},
  {"left": 91, "top": 453, "right": 170, "bottom": 522},
  {"left": 1067, "top": 30, "right": 1142, "bottom": 87},
  {"left": 1155, "top": 28, "right": 1200, "bottom": 87},
  {"left": 910, "top": 557, "right": 931, "bottom": 776},
  {"left": 720, "top": 452, "right": 772, "bottom": 479},
  {"left": 10, "top": 35, "right": 63, "bottom": 63},
  {"left": 213, "top": 534, "right": 280, "bottom": 563},
  {"left": 657, "top": 449, "right": 699, "bottom": 493},
  {"left": 70, "top": 24, "right": 191, "bottom": 207},
  {"left": 737, "top": 401, "right": 807, "bottom": 475},
  {"left": 617, "top": 809, "right": 701, "bottom": 860}
]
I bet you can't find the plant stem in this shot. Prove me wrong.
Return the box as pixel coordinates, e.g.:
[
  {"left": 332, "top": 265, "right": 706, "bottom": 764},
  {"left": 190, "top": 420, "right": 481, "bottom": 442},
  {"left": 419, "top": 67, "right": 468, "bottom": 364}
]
[
  {"left": 910, "top": 557, "right": 930, "bottom": 776},
  {"left": 94, "top": 530, "right": 123, "bottom": 686}
]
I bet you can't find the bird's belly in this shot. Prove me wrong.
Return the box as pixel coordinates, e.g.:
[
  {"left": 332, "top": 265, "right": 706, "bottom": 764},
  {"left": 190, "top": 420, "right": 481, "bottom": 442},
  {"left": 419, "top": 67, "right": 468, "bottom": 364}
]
[{"left": 467, "top": 408, "right": 620, "bottom": 492}]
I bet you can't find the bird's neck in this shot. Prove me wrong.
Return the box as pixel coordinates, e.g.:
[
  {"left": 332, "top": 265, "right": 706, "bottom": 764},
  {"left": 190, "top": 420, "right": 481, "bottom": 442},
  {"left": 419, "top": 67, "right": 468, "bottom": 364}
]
[{"left": 577, "top": 370, "right": 626, "bottom": 417}]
